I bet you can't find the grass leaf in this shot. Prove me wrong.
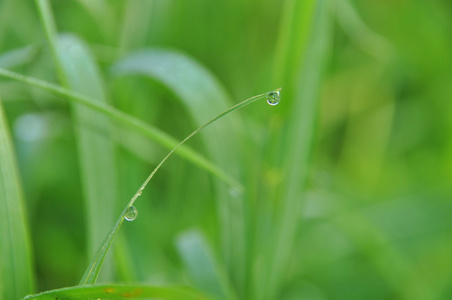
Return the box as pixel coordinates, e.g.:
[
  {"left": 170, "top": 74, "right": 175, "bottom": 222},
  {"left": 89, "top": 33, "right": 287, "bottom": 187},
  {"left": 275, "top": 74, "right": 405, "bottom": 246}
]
[
  {"left": 0, "top": 45, "right": 39, "bottom": 69},
  {"left": 56, "top": 33, "right": 118, "bottom": 280},
  {"left": 23, "top": 283, "right": 210, "bottom": 300},
  {"left": 0, "top": 67, "right": 242, "bottom": 190},
  {"left": 0, "top": 100, "right": 35, "bottom": 299},
  {"left": 176, "top": 230, "right": 237, "bottom": 300},
  {"left": 78, "top": 89, "right": 270, "bottom": 285},
  {"left": 262, "top": 0, "right": 333, "bottom": 298},
  {"left": 112, "top": 48, "right": 247, "bottom": 291}
]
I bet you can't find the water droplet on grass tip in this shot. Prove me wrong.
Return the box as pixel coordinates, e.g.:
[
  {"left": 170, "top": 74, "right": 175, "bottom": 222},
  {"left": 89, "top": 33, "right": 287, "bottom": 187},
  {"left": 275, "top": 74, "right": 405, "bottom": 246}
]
[
  {"left": 124, "top": 206, "right": 138, "bottom": 221},
  {"left": 266, "top": 90, "right": 280, "bottom": 106}
]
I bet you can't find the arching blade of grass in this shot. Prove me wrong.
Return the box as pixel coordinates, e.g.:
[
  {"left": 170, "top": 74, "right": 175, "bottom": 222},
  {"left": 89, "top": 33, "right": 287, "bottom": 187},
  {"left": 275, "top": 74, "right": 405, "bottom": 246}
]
[
  {"left": 55, "top": 34, "right": 118, "bottom": 281},
  {"left": 112, "top": 49, "right": 246, "bottom": 292},
  {"left": 176, "top": 230, "right": 237, "bottom": 300},
  {"left": 0, "top": 67, "right": 242, "bottom": 191},
  {"left": 0, "top": 100, "right": 35, "bottom": 299},
  {"left": 79, "top": 89, "right": 272, "bottom": 285},
  {"left": 23, "top": 284, "right": 210, "bottom": 300}
]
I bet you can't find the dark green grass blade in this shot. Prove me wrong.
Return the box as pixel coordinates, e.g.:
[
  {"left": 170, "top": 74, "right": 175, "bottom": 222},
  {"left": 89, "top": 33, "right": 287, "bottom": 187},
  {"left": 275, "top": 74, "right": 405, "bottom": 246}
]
[
  {"left": 56, "top": 34, "right": 118, "bottom": 280},
  {"left": 0, "top": 67, "right": 241, "bottom": 190},
  {"left": 0, "top": 100, "right": 35, "bottom": 299},
  {"left": 23, "top": 284, "right": 210, "bottom": 300}
]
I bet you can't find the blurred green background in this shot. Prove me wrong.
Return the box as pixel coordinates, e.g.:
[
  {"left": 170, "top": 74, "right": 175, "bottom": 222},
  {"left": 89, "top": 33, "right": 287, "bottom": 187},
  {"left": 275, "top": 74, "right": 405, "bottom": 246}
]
[{"left": 1, "top": 0, "right": 452, "bottom": 299}]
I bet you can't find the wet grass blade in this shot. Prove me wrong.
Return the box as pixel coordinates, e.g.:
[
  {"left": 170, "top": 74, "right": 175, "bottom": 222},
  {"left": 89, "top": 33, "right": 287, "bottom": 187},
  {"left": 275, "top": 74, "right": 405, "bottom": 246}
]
[
  {"left": 0, "top": 67, "right": 242, "bottom": 190},
  {"left": 23, "top": 284, "right": 210, "bottom": 300},
  {"left": 112, "top": 49, "right": 247, "bottom": 292},
  {"left": 79, "top": 89, "right": 272, "bottom": 285},
  {"left": 0, "top": 100, "right": 35, "bottom": 299}
]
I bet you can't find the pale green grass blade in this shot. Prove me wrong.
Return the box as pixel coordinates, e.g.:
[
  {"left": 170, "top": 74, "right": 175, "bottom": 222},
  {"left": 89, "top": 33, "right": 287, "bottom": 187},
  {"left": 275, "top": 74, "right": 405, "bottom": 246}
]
[
  {"left": 0, "top": 46, "right": 38, "bottom": 69},
  {"left": 55, "top": 34, "right": 117, "bottom": 281},
  {"left": 23, "top": 284, "right": 209, "bottom": 300},
  {"left": 112, "top": 49, "right": 246, "bottom": 292},
  {"left": 0, "top": 67, "right": 241, "bottom": 190},
  {"left": 176, "top": 230, "right": 237, "bottom": 300},
  {"left": 335, "top": 0, "right": 394, "bottom": 60},
  {"left": 263, "top": 0, "right": 333, "bottom": 298},
  {"left": 0, "top": 100, "right": 35, "bottom": 299}
]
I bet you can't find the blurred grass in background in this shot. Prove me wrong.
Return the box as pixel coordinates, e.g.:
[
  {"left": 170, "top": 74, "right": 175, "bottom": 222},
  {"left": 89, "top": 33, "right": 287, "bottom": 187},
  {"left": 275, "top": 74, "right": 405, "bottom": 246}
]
[{"left": 1, "top": 0, "right": 452, "bottom": 299}]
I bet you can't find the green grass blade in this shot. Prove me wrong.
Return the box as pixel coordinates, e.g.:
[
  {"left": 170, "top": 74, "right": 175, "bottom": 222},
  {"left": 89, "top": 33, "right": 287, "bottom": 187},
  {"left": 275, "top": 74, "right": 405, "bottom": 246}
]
[
  {"left": 335, "top": 0, "right": 394, "bottom": 60},
  {"left": 263, "top": 0, "right": 332, "bottom": 298},
  {"left": 23, "top": 284, "right": 210, "bottom": 300},
  {"left": 112, "top": 49, "right": 247, "bottom": 292},
  {"left": 55, "top": 34, "right": 118, "bottom": 281},
  {"left": 176, "top": 230, "right": 237, "bottom": 300},
  {"left": 0, "top": 67, "right": 241, "bottom": 190},
  {"left": 0, "top": 45, "right": 39, "bottom": 69},
  {"left": 0, "top": 100, "right": 35, "bottom": 299},
  {"left": 36, "top": 0, "right": 119, "bottom": 281},
  {"left": 79, "top": 89, "right": 272, "bottom": 285}
]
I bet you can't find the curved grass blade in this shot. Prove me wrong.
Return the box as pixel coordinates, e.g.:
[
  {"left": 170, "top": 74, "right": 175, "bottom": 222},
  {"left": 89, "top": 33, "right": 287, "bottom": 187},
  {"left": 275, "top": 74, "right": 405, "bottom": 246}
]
[
  {"left": 79, "top": 89, "right": 275, "bottom": 285},
  {"left": 0, "top": 67, "right": 242, "bottom": 190},
  {"left": 0, "top": 100, "right": 35, "bottom": 299},
  {"left": 23, "top": 284, "right": 209, "bottom": 300},
  {"left": 113, "top": 49, "right": 246, "bottom": 291}
]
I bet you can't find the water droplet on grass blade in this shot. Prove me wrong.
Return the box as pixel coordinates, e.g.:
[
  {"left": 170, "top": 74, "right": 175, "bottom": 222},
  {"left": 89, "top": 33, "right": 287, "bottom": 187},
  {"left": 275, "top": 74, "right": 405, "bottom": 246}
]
[
  {"left": 266, "top": 90, "right": 280, "bottom": 106},
  {"left": 124, "top": 206, "right": 138, "bottom": 221}
]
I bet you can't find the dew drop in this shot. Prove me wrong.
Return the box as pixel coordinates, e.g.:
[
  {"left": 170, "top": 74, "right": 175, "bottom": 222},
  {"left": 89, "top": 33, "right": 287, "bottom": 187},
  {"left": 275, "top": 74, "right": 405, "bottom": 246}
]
[
  {"left": 137, "top": 190, "right": 142, "bottom": 196},
  {"left": 266, "top": 90, "right": 281, "bottom": 106},
  {"left": 124, "top": 205, "right": 138, "bottom": 221}
]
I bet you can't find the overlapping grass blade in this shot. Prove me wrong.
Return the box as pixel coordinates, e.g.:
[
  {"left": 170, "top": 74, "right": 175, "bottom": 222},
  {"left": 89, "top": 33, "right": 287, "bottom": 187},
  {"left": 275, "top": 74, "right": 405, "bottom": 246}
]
[
  {"left": 0, "top": 67, "right": 241, "bottom": 190},
  {"left": 112, "top": 49, "right": 247, "bottom": 292},
  {"left": 55, "top": 34, "right": 118, "bottom": 280},
  {"left": 36, "top": 0, "right": 119, "bottom": 281},
  {"left": 0, "top": 100, "right": 35, "bottom": 299},
  {"left": 23, "top": 283, "right": 209, "bottom": 300},
  {"left": 176, "top": 230, "right": 237, "bottom": 300}
]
